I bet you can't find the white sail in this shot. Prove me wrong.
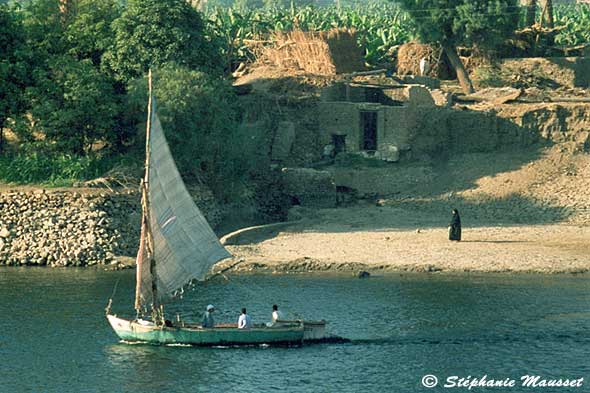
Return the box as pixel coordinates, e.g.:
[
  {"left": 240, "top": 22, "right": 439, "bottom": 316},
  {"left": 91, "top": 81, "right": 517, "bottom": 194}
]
[{"left": 136, "top": 98, "right": 231, "bottom": 308}]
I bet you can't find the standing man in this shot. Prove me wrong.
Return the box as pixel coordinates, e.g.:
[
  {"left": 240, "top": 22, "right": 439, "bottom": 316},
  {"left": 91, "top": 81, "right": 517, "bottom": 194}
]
[
  {"left": 202, "top": 304, "right": 215, "bottom": 328},
  {"left": 238, "top": 308, "right": 252, "bottom": 329}
]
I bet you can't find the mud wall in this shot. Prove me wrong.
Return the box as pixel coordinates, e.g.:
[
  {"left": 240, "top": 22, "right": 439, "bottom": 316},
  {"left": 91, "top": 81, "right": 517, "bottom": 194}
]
[
  {"left": 494, "top": 103, "right": 590, "bottom": 153},
  {"left": 501, "top": 57, "right": 590, "bottom": 88}
]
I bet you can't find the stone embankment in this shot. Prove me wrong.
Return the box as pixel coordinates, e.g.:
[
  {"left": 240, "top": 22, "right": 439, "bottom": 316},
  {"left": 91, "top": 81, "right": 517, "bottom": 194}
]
[
  {"left": 0, "top": 187, "right": 222, "bottom": 267},
  {"left": 0, "top": 190, "right": 140, "bottom": 266}
]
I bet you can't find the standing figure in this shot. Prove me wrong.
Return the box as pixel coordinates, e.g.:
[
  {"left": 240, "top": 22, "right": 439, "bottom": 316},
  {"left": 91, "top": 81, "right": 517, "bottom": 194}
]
[
  {"left": 238, "top": 308, "right": 252, "bottom": 329},
  {"left": 202, "top": 304, "right": 215, "bottom": 328},
  {"left": 419, "top": 57, "right": 430, "bottom": 76},
  {"left": 448, "top": 209, "right": 461, "bottom": 241}
]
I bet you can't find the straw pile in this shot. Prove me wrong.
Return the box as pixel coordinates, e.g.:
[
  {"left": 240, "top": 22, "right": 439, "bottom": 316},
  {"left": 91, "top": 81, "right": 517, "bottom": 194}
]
[
  {"left": 262, "top": 29, "right": 364, "bottom": 75},
  {"left": 396, "top": 42, "right": 440, "bottom": 77}
]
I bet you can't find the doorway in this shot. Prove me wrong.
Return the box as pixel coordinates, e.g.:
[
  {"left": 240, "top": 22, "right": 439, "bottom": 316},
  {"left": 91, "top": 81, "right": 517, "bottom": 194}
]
[
  {"left": 331, "top": 134, "right": 346, "bottom": 155},
  {"left": 360, "top": 111, "right": 377, "bottom": 151}
]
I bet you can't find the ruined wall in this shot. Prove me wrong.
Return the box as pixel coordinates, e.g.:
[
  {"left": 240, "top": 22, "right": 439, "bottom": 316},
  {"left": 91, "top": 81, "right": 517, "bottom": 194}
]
[{"left": 240, "top": 92, "right": 323, "bottom": 166}]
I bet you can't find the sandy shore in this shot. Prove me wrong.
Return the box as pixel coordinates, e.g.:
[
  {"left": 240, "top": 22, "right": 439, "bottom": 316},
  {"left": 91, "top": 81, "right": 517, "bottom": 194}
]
[{"left": 224, "top": 206, "right": 590, "bottom": 274}]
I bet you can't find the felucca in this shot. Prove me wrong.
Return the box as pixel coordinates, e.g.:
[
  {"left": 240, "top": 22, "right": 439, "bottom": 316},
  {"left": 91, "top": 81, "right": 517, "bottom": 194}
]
[{"left": 106, "top": 71, "right": 305, "bottom": 346}]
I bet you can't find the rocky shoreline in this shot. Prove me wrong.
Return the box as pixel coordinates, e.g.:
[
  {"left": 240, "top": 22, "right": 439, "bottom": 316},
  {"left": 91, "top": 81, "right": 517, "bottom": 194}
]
[
  {"left": 0, "top": 190, "right": 139, "bottom": 266},
  {"left": 0, "top": 187, "right": 221, "bottom": 267}
]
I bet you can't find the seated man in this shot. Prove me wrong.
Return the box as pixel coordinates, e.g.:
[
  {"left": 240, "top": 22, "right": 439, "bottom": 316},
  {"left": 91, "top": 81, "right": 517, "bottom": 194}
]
[
  {"left": 201, "top": 304, "right": 215, "bottom": 328},
  {"left": 271, "top": 304, "right": 284, "bottom": 324},
  {"left": 238, "top": 308, "right": 252, "bottom": 329}
]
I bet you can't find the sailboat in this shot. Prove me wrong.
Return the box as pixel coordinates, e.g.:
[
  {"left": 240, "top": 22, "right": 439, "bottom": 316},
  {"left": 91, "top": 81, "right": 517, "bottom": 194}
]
[{"left": 106, "top": 71, "right": 306, "bottom": 346}]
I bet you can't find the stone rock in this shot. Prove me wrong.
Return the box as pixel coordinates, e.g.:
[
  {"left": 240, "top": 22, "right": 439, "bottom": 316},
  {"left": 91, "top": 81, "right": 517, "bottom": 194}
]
[
  {"left": 0, "top": 228, "right": 10, "bottom": 238},
  {"left": 430, "top": 89, "right": 452, "bottom": 107},
  {"left": 405, "top": 85, "right": 435, "bottom": 107},
  {"left": 375, "top": 144, "right": 400, "bottom": 162}
]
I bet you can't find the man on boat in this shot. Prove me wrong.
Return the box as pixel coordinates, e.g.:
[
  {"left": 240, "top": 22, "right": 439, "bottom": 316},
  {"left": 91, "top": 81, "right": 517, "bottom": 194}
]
[
  {"left": 271, "top": 304, "right": 284, "bottom": 324},
  {"left": 238, "top": 308, "right": 252, "bottom": 329},
  {"left": 202, "top": 304, "right": 215, "bottom": 328}
]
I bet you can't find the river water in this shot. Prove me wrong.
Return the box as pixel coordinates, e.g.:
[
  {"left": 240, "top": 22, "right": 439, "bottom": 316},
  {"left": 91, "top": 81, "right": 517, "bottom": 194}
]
[{"left": 1, "top": 268, "right": 589, "bottom": 392}]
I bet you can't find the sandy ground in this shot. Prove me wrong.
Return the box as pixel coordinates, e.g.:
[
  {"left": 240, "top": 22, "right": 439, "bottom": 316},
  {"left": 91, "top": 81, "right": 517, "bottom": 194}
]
[
  {"left": 221, "top": 144, "right": 590, "bottom": 275},
  {"left": 224, "top": 206, "right": 590, "bottom": 275}
]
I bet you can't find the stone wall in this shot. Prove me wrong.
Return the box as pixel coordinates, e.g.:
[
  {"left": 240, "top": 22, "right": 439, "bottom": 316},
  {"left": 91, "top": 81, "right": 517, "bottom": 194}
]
[{"left": 0, "top": 187, "right": 222, "bottom": 266}]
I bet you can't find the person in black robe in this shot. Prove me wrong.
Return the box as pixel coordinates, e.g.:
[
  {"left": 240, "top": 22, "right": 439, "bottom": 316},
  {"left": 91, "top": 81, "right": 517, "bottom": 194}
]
[{"left": 448, "top": 209, "right": 461, "bottom": 241}]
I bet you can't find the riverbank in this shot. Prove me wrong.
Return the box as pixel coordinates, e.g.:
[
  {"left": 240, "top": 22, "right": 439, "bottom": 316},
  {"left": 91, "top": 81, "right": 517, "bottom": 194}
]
[
  {"left": 223, "top": 204, "right": 590, "bottom": 275},
  {"left": 2, "top": 145, "right": 589, "bottom": 272}
]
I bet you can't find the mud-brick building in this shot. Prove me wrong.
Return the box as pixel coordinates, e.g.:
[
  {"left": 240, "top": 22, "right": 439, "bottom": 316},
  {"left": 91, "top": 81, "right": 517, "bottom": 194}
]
[{"left": 317, "top": 81, "right": 441, "bottom": 161}]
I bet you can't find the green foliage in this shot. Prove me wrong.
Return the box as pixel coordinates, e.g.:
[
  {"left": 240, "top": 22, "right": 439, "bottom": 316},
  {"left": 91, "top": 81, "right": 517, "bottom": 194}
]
[
  {"left": 393, "top": 0, "right": 519, "bottom": 49},
  {"left": 554, "top": 4, "right": 590, "bottom": 47},
  {"left": 27, "top": 56, "right": 120, "bottom": 155},
  {"left": 0, "top": 4, "right": 29, "bottom": 130},
  {"left": 127, "top": 64, "right": 265, "bottom": 201},
  {"left": 331, "top": 153, "right": 389, "bottom": 169},
  {"left": 21, "top": 0, "right": 71, "bottom": 73},
  {"left": 65, "top": 0, "right": 121, "bottom": 66},
  {"left": 105, "top": 0, "right": 222, "bottom": 81},
  {"left": 0, "top": 152, "right": 113, "bottom": 186},
  {"left": 207, "top": 3, "right": 416, "bottom": 66}
]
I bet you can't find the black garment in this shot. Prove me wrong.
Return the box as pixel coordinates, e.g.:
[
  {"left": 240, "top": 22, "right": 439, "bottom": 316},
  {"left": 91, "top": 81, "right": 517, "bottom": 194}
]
[{"left": 449, "top": 211, "right": 461, "bottom": 241}]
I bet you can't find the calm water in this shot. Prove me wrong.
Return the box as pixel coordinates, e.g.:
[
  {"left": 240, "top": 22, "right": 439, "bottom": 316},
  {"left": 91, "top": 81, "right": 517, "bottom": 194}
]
[{"left": 1, "top": 268, "right": 590, "bottom": 393}]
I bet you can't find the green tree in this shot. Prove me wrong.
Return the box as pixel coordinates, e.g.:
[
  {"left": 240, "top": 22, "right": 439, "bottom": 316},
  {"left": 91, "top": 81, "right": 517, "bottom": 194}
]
[
  {"left": 105, "top": 0, "right": 222, "bottom": 82},
  {"left": 393, "top": 0, "right": 520, "bottom": 94},
  {"left": 127, "top": 64, "right": 263, "bottom": 201},
  {"left": 27, "top": 57, "right": 120, "bottom": 155},
  {"left": 0, "top": 4, "right": 29, "bottom": 151},
  {"left": 22, "top": 0, "right": 67, "bottom": 64},
  {"left": 65, "top": 0, "right": 121, "bottom": 67}
]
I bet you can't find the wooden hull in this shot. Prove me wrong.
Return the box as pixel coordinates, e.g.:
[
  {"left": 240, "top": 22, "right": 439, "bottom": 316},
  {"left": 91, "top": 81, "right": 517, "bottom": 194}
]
[
  {"left": 107, "top": 315, "right": 304, "bottom": 346},
  {"left": 302, "top": 320, "right": 327, "bottom": 341},
  {"left": 275, "top": 320, "right": 327, "bottom": 341}
]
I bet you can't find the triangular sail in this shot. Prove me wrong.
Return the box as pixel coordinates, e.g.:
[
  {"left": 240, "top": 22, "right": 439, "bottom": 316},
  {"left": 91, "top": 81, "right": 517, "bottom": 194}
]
[{"left": 135, "top": 97, "right": 231, "bottom": 309}]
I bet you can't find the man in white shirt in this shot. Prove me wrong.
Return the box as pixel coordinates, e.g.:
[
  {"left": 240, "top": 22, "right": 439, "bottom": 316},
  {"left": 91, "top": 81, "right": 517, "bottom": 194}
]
[
  {"left": 238, "top": 308, "right": 252, "bottom": 329},
  {"left": 271, "top": 304, "right": 284, "bottom": 324}
]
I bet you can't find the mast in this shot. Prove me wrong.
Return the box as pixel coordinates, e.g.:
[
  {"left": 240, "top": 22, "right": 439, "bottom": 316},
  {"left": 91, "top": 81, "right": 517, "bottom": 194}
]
[
  {"left": 145, "top": 69, "right": 158, "bottom": 309},
  {"left": 134, "top": 69, "right": 158, "bottom": 312}
]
